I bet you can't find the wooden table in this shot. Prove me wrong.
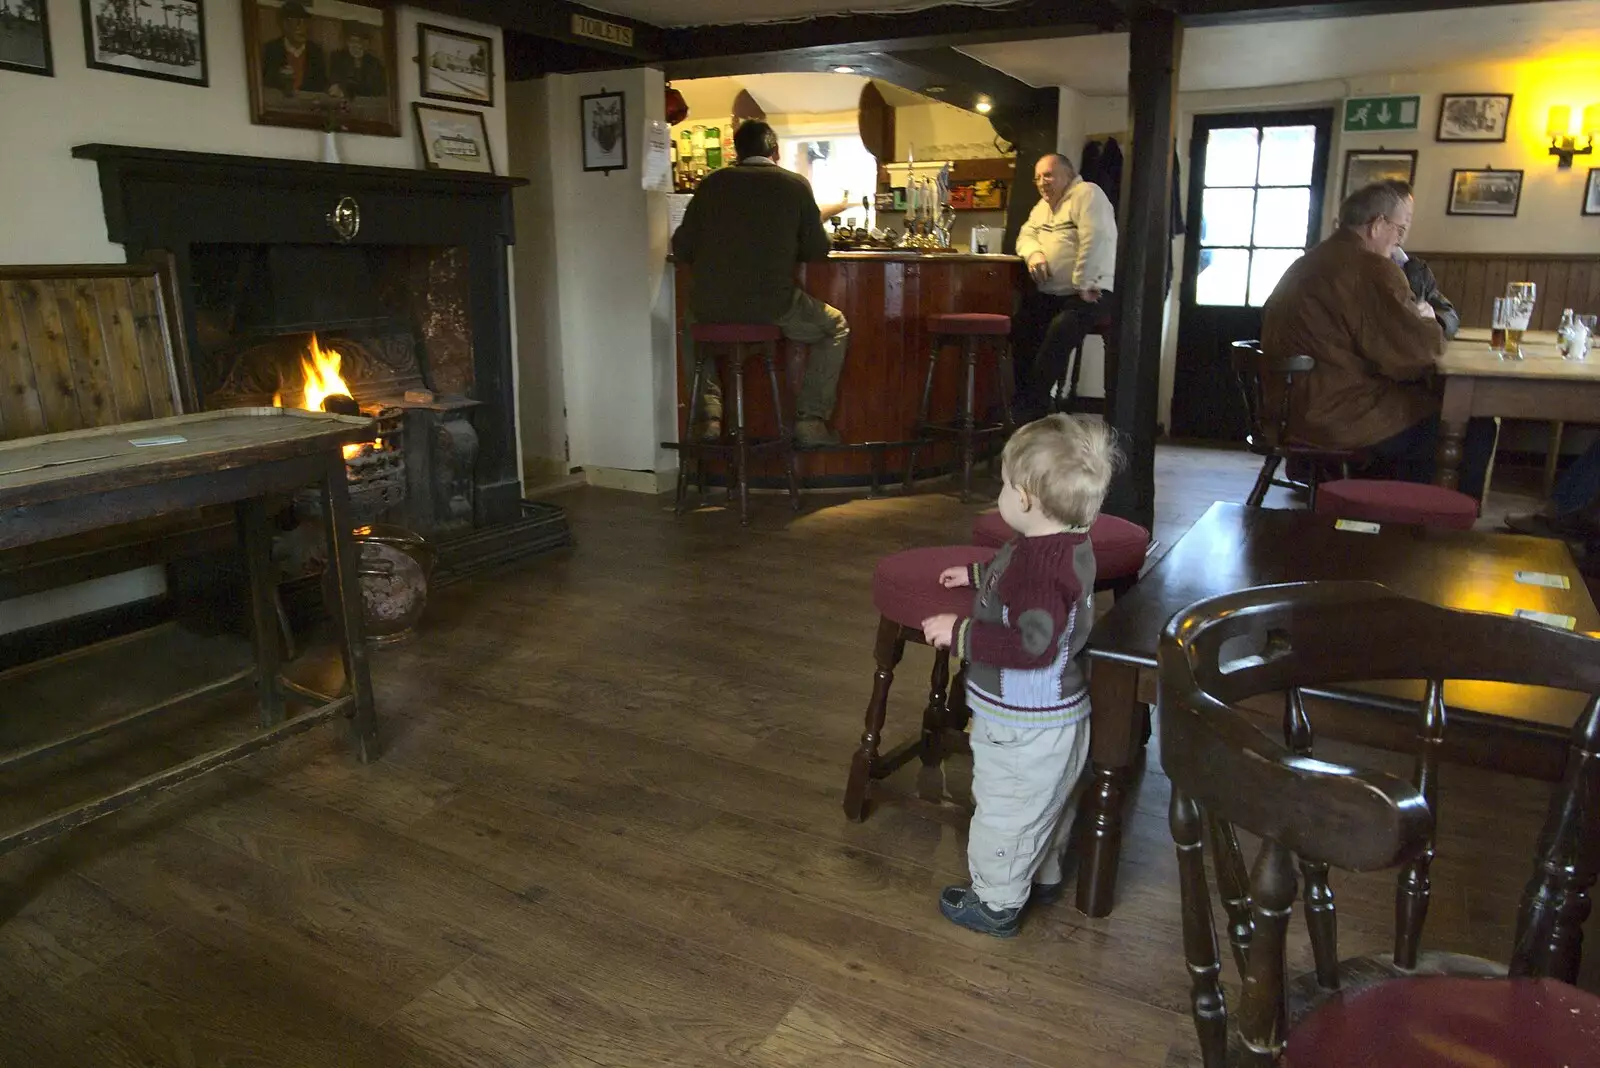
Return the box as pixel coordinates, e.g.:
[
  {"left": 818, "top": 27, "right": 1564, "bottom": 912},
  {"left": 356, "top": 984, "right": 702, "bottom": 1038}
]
[
  {"left": 0, "top": 408, "right": 377, "bottom": 854},
  {"left": 1434, "top": 330, "right": 1598, "bottom": 490},
  {"left": 1075, "top": 501, "right": 1598, "bottom": 917}
]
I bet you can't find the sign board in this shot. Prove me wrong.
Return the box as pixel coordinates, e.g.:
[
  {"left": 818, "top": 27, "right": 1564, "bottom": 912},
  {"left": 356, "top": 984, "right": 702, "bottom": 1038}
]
[
  {"left": 571, "top": 13, "right": 635, "bottom": 48},
  {"left": 1343, "top": 95, "right": 1421, "bottom": 133}
]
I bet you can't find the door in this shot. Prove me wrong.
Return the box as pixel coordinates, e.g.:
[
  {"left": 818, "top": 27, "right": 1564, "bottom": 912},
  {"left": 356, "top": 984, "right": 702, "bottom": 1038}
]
[{"left": 1171, "top": 108, "right": 1333, "bottom": 440}]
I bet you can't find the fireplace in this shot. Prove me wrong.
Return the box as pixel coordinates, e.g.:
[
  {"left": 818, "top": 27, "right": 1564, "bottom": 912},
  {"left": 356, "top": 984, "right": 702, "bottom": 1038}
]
[{"left": 73, "top": 144, "right": 571, "bottom": 577}]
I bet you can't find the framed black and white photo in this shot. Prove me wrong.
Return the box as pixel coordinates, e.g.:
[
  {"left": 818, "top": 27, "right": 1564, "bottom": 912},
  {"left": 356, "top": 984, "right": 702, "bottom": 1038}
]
[
  {"left": 580, "top": 90, "right": 626, "bottom": 173},
  {"left": 417, "top": 22, "right": 491, "bottom": 106},
  {"left": 414, "top": 101, "right": 494, "bottom": 174},
  {"left": 82, "top": 0, "right": 206, "bottom": 85},
  {"left": 1436, "top": 93, "right": 1512, "bottom": 142},
  {"left": 0, "top": 0, "right": 53, "bottom": 76},
  {"left": 1585, "top": 169, "right": 1600, "bottom": 217},
  {"left": 1447, "top": 168, "right": 1522, "bottom": 217},
  {"left": 1342, "top": 149, "right": 1418, "bottom": 200}
]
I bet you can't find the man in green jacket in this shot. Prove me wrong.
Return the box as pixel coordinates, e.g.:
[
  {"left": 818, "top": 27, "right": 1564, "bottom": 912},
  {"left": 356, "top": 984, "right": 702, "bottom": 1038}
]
[{"left": 671, "top": 121, "right": 849, "bottom": 447}]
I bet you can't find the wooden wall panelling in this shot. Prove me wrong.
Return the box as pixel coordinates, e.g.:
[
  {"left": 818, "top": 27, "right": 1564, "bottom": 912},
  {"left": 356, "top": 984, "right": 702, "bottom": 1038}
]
[{"left": 1410, "top": 252, "right": 1600, "bottom": 332}]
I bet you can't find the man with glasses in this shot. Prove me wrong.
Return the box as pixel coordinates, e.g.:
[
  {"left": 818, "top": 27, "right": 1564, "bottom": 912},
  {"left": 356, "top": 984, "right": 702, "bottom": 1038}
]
[{"left": 1261, "top": 181, "right": 1492, "bottom": 494}]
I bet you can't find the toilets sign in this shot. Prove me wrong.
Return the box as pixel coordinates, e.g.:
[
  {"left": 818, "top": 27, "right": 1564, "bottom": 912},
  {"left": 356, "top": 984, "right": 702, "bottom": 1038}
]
[{"left": 1343, "top": 95, "right": 1422, "bottom": 133}]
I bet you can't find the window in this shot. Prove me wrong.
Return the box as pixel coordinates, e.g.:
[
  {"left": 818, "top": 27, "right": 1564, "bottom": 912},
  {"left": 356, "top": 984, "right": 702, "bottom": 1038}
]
[
  {"left": 778, "top": 134, "right": 878, "bottom": 229},
  {"left": 1194, "top": 123, "right": 1318, "bottom": 307}
]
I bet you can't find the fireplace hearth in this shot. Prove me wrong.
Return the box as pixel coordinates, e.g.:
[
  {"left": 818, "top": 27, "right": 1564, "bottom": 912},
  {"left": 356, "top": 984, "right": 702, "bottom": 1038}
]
[{"left": 73, "top": 144, "right": 572, "bottom": 579}]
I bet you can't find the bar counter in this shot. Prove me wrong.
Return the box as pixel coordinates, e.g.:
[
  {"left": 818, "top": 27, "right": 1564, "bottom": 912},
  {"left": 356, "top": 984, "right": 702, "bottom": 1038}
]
[{"left": 672, "top": 251, "right": 1022, "bottom": 488}]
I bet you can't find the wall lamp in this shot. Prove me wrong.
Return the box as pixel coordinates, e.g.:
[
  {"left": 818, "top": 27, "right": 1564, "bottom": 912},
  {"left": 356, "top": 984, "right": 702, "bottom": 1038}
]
[{"left": 1547, "top": 104, "right": 1599, "bottom": 168}]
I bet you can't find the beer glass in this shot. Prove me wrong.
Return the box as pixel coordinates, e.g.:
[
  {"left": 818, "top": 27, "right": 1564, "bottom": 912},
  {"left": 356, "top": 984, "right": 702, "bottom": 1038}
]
[
  {"left": 1489, "top": 298, "right": 1509, "bottom": 356},
  {"left": 1505, "top": 281, "right": 1537, "bottom": 359}
]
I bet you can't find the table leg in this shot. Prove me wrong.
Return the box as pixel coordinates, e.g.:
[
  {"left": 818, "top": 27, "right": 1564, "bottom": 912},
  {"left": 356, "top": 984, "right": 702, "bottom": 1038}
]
[
  {"left": 1077, "top": 658, "right": 1144, "bottom": 917},
  {"left": 319, "top": 454, "right": 378, "bottom": 762},
  {"left": 237, "top": 497, "right": 285, "bottom": 728},
  {"left": 1434, "top": 377, "right": 1473, "bottom": 490}
]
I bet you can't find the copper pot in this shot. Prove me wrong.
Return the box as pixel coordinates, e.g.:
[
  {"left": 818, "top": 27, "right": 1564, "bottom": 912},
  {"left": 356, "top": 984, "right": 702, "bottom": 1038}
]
[{"left": 325, "top": 524, "right": 436, "bottom": 644}]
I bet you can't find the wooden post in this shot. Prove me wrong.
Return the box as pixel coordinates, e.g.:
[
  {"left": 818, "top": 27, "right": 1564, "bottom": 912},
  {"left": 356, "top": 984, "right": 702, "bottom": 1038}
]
[{"left": 1104, "top": 6, "right": 1180, "bottom": 529}]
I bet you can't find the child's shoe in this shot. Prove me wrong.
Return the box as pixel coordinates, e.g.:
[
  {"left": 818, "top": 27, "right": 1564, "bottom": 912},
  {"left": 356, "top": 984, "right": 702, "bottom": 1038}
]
[{"left": 939, "top": 885, "right": 1021, "bottom": 938}]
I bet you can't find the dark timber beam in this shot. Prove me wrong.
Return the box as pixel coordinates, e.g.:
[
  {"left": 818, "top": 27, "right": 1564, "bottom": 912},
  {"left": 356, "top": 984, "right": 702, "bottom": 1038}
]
[
  {"left": 1175, "top": 0, "right": 1547, "bottom": 26},
  {"left": 415, "top": 0, "right": 661, "bottom": 61},
  {"left": 1103, "top": 5, "right": 1180, "bottom": 533}
]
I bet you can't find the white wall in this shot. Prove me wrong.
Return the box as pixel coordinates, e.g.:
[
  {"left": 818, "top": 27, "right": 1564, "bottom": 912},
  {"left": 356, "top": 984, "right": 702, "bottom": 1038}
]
[{"left": 509, "top": 67, "right": 676, "bottom": 485}]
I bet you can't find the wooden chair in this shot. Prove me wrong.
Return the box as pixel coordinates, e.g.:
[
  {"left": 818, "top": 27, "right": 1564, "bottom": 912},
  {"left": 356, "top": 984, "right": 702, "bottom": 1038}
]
[
  {"left": 1230, "top": 341, "right": 1361, "bottom": 508},
  {"left": 1159, "top": 580, "right": 1600, "bottom": 1067}
]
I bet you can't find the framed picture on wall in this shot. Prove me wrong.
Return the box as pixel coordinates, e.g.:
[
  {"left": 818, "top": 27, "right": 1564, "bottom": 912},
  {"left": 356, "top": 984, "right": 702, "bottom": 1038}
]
[
  {"left": 414, "top": 102, "right": 494, "bottom": 174},
  {"left": 1436, "top": 93, "right": 1512, "bottom": 142},
  {"left": 82, "top": 0, "right": 207, "bottom": 86},
  {"left": 1446, "top": 168, "right": 1523, "bottom": 217},
  {"left": 1584, "top": 169, "right": 1600, "bottom": 217},
  {"left": 1341, "top": 149, "right": 1418, "bottom": 200},
  {"left": 417, "top": 22, "right": 492, "bottom": 107},
  {"left": 0, "top": 0, "right": 54, "bottom": 76},
  {"left": 243, "top": 0, "right": 399, "bottom": 136},
  {"left": 580, "top": 90, "right": 627, "bottom": 173}
]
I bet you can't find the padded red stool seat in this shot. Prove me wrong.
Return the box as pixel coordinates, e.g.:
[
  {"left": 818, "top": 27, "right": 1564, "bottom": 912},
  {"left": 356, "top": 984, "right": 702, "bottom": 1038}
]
[
  {"left": 1313, "top": 479, "right": 1477, "bottom": 530},
  {"left": 924, "top": 313, "right": 1012, "bottom": 336},
  {"left": 1282, "top": 976, "right": 1600, "bottom": 1068},
  {"left": 871, "top": 545, "right": 992, "bottom": 628},
  {"left": 970, "top": 510, "right": 1150, "bottom": 597},
  {"left": 689, "top": 323, "right": 783, "bottom": 344}
]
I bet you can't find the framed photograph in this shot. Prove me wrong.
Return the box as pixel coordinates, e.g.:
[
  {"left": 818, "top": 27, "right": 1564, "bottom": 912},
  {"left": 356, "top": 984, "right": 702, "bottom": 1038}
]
[
  {"left": 82, "top": 0, "right": 206, "bottom": 86},
  {"left": 1342, "top": 149, "right": 1418, "bottom": 200},
  {"left": 580, "top": 90, "right": 626, "bottom": 173},
  {"left": 1584, "top": 169, "right": 1600, "bottom": 217},
  {"left": 244, "top": 0, "right": 399, "bottom": 137},
  {"left": 1447, "top": 168, "right": 1523, "bottom": 217},
  {"left": 417, "top": 22, "right": 491, "bottom": 107},
  {"left": 1436, "top": 93, "right": 1512, "bottom": 142},
  {"left": 0, "top": 0, "right": 53, "bottom": 76},
  {"left": 413, "top": 102, "right": 494, "bottom": 174}
]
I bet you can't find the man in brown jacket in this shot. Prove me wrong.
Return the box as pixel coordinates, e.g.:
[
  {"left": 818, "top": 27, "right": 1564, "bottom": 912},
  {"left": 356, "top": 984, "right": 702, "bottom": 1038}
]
[{"left": 1262, "top": 181, "right": 1491, "bottom": 493}]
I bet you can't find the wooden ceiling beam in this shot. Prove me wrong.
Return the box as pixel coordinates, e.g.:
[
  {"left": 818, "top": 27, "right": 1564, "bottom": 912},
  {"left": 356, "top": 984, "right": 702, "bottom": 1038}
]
[
  {"left": 414, "top": 0, "right": 662, "bottom": 61},
  {"left": 1171, "top": 0, "right": 1549, "bottom": 25}
]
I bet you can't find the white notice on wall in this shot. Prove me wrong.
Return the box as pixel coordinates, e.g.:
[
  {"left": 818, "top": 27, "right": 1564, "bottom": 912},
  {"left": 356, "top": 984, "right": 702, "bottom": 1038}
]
[
  {"left": 642, "top": 119, "right": 672, "bottom": 193},
  {"left": 667, "top": 193, "right": 693, "bottom": 237}
]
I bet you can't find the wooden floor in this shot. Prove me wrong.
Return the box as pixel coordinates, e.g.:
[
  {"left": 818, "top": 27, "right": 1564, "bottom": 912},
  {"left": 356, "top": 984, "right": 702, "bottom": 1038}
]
[{"left": 0, "top": 444, "right": 1591, "bottom": 1067}]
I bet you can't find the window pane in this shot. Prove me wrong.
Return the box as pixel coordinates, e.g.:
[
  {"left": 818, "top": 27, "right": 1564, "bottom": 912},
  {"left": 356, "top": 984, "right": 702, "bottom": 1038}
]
[
  {"left": 1257, "top": 125, "right": 1316, "bottom": 186},
  {"left": 1197, "top": 248, "right": 1250, "bottom": 306},
  {"left": 1203, "top": 127, "right": 1260, "bottom": 187},
  {"left": 1249, "top": 248, "right": 1304, "bottom": 306},
  {"left": 1252, "top": 187, "right": 1312, "bottom": 247},
  {"left": 1200, "top": 188, "right": 1256, "bottom": 247}
]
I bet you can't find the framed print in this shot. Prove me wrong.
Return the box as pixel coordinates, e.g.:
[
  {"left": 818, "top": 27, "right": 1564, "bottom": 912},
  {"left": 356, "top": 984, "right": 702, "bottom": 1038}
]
[
  {"left": 580, "top": 90, "right": 626, "bottom": 173},
  {"left": 0, "top": 0, "right": 53, "bottom": 76},
  {"left": 82, "top": 0, "right": 205, "bottom": 86},
  {"left": 1584, "top": 169, "right": 1600, "bottom": 217},
  {"left": 413, "top": 102, "right": 494, "bottom": 174},
  {"left": 417, "top": 22, "right": 491, "bottom": 106},
  {"left": 1342, "top": 149, "right": 1418, "bottom": 200},
  {"left": 244, "top": 0, "right": 399, "bottom": 136},
  {"left": 1447, "top": 168, "right": 1522, "bottom": 217},
  {"left": 1436, "top": 93, "right": 1512, "bottom": 142}
]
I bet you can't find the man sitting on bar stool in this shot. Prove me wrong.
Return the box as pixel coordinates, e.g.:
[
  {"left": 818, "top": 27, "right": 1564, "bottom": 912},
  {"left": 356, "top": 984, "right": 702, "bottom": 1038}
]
[
  {"left": 1011, "top": 152, "right": 1118, "bottom": 423},
  {"left": 671, "top": 120, "right": 851, "bottom": 447}
]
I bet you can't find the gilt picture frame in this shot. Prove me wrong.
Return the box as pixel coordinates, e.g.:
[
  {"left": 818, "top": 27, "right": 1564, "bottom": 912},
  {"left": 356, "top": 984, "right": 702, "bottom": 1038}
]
[
  {"left": 243, "top": 0, "right": 399, "bottom": 137},
  {"left": 1342, "top": 149, "right": 1418, "bottom": 200}
]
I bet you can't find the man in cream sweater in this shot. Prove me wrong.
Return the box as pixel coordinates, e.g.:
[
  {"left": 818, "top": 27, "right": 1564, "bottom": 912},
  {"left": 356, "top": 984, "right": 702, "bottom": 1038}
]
[{"left": 1012, "top": 153, "right": 1118, "bottom": 422}]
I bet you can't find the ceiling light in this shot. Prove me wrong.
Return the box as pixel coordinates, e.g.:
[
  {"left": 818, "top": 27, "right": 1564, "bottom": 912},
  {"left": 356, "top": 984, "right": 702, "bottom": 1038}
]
[
  {"left": 975, "top": 96, "right": 993, "bottom": 114},
  {"left": 832, "top": 66, "right": 855, "bottom": 74}
]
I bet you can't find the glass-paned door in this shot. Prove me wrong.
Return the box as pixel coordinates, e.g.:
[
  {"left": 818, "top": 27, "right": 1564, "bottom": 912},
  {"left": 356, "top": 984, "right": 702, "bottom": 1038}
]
[{"left": 1172, "top": 108, "right": 1333, "bottom": 440}]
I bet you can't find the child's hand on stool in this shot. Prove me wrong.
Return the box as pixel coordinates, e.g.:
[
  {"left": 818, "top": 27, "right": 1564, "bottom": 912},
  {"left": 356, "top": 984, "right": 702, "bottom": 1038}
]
[
  {"left": 921, "top": 614, "right": 958, "bottom": 649},
  {"left": 938, "top": 566, "right": 970, "bottom": 589}
]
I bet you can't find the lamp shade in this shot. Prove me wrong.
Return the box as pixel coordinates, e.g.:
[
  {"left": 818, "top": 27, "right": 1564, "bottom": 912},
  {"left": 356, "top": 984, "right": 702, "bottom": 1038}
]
[
  {"left": 1584, "top": 103, "right": 1600, "bottom": 137},
  {"left": 1547, "top": 105, "right": 1572, "bottom": 137}
]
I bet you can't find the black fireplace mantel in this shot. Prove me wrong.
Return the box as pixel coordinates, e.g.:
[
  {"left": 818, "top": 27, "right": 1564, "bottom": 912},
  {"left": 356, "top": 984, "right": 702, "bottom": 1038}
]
[{"left": 73, "top": 143, "right": 531, "bottom": 527}]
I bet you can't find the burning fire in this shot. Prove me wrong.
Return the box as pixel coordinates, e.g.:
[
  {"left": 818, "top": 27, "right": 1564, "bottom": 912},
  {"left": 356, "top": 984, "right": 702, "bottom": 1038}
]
[{"left": 271, "top": 333, "right": 378, "bottom": 460}]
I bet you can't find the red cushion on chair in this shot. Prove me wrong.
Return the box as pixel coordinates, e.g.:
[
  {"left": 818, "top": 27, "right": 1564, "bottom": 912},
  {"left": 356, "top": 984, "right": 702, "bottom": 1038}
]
[
  {"left": 970, "top": 511, "right": 1149, "bottom": 581},
  {"left": 872, "top": 546, "right": 993, "bottom": 629},
  {"left": 927, "top": 313, "right": 1012, "bottom": 336},
  {"left": 1313, "top": 479, "right": 1478, "bottom": 530},
  {"left": 689, "top": 323, "right": 784, "bottom": 344},
  {"left": 1282, "top": 976, "right": 1600, "bottom": 1068}
]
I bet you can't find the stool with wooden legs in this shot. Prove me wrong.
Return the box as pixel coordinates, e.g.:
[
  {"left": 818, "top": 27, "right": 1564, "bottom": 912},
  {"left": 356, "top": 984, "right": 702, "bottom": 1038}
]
[{"left": 905, "top": 313, "right": 1015, "bottom": 501}]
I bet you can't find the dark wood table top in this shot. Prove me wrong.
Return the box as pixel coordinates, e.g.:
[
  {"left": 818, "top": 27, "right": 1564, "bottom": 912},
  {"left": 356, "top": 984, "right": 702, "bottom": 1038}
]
[
  {"left": 0, "top": 409, "right": 371, "bottom": 511},
  {"left": 1089, "top": 502, "right": 1600, "bottom": 733}
]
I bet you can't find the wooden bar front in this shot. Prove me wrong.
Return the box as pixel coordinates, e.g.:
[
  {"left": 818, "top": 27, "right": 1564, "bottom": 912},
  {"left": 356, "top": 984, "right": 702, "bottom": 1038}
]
[{"left": 672, "top": 252, "right": 1022, "bottom": 487}]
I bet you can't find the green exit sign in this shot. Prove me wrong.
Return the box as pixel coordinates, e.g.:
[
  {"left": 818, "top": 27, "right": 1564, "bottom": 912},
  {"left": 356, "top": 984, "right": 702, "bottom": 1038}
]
[{"left": 1343, "top": 96, "right": 1421, "bottom": 132}]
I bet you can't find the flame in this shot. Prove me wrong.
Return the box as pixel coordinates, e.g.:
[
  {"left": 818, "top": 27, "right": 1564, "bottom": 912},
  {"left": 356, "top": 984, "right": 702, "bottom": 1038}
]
[{"left": 268, "top": 334, "right": 368, "bottom": 459}]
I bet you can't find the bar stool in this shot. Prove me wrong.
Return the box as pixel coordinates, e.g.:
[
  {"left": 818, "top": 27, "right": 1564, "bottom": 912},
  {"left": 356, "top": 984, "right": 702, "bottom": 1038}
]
[
  {"left": 676, "top": 323, "right": 800, "bottom": 526},
  {"left": 1313, "top": 479, "right": 1478, "bottom": 530},
  {"left": 970, "top": 509, "right": 1152, "bottom": 599},
  {"left": 905, "top": 313, "right": 1016, "bottom": 501}
]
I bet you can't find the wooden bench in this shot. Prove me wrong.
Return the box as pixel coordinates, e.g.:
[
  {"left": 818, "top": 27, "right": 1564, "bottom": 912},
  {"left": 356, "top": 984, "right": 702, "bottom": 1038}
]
[{"left": 0, "top": 261, "right": 233, "bottom": 606}]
